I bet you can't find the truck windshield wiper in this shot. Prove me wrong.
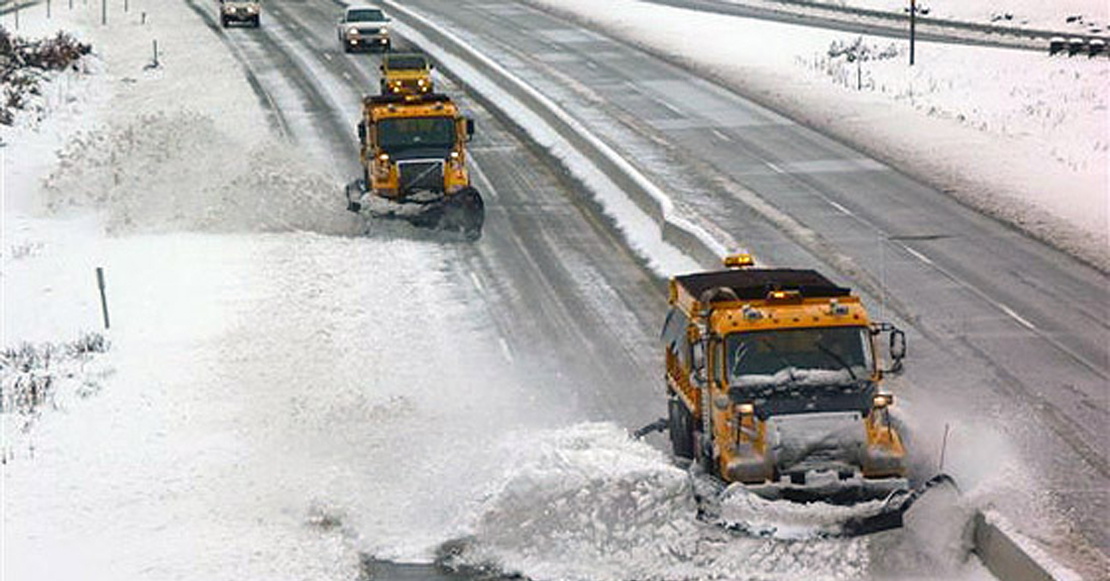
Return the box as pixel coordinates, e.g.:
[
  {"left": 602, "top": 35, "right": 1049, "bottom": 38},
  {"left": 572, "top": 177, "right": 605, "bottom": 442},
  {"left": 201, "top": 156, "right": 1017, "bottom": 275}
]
[{"left": 816, "top": 342, "right": 858, "bottom": 381}]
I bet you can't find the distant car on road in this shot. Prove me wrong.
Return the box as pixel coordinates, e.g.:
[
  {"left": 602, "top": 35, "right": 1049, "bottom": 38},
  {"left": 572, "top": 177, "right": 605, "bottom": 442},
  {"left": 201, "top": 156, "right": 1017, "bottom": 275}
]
[
  {"left": 219, "top": 0, "right": 260, "bottom": 28},
  {"left": 337, "top": 5, "right": 391, "bottom": 53}
]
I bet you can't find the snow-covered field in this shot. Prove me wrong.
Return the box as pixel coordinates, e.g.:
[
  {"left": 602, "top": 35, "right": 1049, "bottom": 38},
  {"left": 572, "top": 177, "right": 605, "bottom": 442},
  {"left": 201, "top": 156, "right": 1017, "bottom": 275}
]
[
  {"left": 730, "top": 0, "right": 1110, "bottom": 32},
  {"left": 528, "top": 0, "right": 1110, "bottom": 271}
]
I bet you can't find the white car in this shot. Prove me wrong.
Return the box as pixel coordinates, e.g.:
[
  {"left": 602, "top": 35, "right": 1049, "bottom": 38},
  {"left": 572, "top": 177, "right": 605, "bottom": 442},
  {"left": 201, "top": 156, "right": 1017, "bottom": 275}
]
[
  {"left": 337, "top": 6, "right": 391, "bottom": 53},
  {"left": 219, "top": 0, "right": 260, "bottom": 28}
]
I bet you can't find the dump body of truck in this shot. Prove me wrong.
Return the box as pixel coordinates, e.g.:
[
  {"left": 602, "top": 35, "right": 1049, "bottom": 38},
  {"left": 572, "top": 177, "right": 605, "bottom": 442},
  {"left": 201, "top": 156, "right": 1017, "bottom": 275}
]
[{"left": 663, "top": 259, "right": 908, "bottom": 502}]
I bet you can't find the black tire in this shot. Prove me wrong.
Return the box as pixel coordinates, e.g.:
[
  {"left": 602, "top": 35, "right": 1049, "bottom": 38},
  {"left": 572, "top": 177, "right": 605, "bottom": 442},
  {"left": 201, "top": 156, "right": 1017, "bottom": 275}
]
[
  {"left": 668, "top": 396, "right": 695, "bottom": 460},
  {"left": 693, "top": 431, "right": 715, "bottom": 476},
  {"left": 221, "top": 17, "right": 229, "bottom": 28},
  {"left": 253, "top": 16, "right": 260, "bottom": 27}
]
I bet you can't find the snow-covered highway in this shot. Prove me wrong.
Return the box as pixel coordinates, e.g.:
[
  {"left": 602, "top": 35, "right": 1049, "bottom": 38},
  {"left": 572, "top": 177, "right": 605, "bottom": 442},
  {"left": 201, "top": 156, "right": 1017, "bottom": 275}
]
[{"left": 2, "top": 0, "right": 1105, "bottom": 580}]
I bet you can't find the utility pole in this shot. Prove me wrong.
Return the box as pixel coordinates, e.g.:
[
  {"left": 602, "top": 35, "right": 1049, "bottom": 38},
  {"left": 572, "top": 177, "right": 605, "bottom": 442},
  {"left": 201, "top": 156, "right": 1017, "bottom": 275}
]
[{"left": 909, "top": 0, "right": 916, "bottom": 65}]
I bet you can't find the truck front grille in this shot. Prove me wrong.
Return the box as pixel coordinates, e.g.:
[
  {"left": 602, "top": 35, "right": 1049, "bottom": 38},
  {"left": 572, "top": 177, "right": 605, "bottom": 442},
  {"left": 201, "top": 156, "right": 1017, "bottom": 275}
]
[{"left": 398, "top": 160, "right": 444, "bottom": 194}]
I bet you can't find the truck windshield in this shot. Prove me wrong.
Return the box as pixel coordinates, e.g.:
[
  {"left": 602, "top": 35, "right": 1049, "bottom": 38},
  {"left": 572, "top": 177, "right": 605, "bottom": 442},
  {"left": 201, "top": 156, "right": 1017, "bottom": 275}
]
[
  {"left": 347, "top": 9, "right": 384, "bottom": 22},
  {"left": 726, "top": 326, "right": 872, "bottom": 388},
  {"left": 386, "top": 55, "right": 428, "bottom": 70},
  {"left": 378, "top": 117, "right": 455, "bottom": 153}
]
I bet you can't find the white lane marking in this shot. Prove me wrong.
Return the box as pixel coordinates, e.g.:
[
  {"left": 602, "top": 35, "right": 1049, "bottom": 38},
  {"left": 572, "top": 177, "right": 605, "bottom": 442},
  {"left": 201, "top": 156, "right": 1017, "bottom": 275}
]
[
  {"left": 659, "top": 100, "right": 683, "bottom": 116},
  {"left": 469, "top": 156, "right": 499, "bottom": 201},
  {"left": 826, "top": 199, "right": 854, "bottom": 216},
  {"left": 895, "top": 241, "right": 1039, "bottom": 331},
  {"left": 998, "top": 303, "right": 1039, "bottom": 331},
  {"left": 342, "top": 71, "right": 352, "bottom": 81},
  {"left": 499, "top": 338, "right": 515, "bottom": 364},
  {"left": 711, "top": 129, "right": 732, "bottom": 142},
  {"left": 766, "top": 161, "right": 786, "bottom": 174},
  {"left": 470, "top": 272, "right": 485, "bottom": 294},
  {"left": 585, "top": 61, "right": 599, "bottom": 70},
  {"left": 902, "top": 245, "right": 935, "bottom": 266},
  {"left": 324, "top": 53, "right": 333, "bottom": 61}
]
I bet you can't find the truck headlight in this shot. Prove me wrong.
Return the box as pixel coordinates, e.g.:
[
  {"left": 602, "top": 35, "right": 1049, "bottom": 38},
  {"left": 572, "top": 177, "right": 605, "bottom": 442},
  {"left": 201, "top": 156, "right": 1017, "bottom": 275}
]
[
  {"left": 346, "top": 27, "right": 359, "bottom": 37},
  {"left": 247, "top": 6, "right": 257, "bottom": 13}
]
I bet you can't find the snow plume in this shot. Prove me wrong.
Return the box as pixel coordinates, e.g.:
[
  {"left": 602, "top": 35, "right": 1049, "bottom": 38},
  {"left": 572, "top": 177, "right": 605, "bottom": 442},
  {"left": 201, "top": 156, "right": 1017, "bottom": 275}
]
[
  {"left": 40, "top": 110, "right": 353, "bottom": 235},
  {"left": 439, "top": 422, "right": 886, "bottom": 581}
]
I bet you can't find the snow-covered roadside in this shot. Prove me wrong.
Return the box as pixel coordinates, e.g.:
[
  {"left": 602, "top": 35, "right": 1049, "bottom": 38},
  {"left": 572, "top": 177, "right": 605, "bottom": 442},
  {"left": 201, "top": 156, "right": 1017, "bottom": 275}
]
[
  {"left": 2, "top": 2, "right": 367, "bottom": 579},
  {"left": 527, "top": 0, "right": 1110, "bottom": 271}
]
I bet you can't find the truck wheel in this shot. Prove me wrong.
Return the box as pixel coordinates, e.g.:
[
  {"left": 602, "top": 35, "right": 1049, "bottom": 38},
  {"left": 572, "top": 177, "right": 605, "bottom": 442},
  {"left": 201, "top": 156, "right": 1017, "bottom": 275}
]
[
  {"left": 694, "top": 432, "right": 716, "bottom": 476},
  {"left": 221, "top": 17, "right": 229, "bottom": 28},
  {"left": 668, "top": 396, "right": 695, "bottom": 460},
  {"left": 253, "top": 16, "right": 261, "bottom": 27}
]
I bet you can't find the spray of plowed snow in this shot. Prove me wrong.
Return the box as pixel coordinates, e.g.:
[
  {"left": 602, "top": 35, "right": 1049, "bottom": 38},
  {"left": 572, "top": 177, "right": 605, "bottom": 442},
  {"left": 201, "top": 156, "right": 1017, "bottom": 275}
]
[
  {"left": 39, "top": 110, "right": 351, "bottom": 235},
  {"left": 433, "top": 423, "right": 986, "bottom": 581}
]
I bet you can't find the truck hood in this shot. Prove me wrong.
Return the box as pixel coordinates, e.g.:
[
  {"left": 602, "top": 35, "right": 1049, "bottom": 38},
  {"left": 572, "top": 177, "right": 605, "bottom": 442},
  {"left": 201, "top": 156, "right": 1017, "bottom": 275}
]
[
  {"left": 388, "top": 147, "right": 451, "bottom": 162},
  {"left": 767, "top": 411, "right": 866, "bottom": 473}
]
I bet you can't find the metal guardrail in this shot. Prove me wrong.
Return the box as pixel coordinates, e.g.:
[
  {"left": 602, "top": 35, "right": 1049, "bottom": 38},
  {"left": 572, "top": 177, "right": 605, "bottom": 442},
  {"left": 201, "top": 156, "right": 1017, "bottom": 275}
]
[
  {"left": 761, "top": 0, "right": 1108, "bottom": 43},
  {"left": 647, "top": 0, "right": 1110, "bottom": 54}
]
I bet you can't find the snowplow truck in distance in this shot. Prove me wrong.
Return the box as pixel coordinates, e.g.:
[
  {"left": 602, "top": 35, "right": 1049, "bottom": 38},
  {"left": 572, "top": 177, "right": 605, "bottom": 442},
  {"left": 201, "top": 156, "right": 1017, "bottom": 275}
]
[
  {"left": 380, "top": 53, "right": 434, "bottom": 96},
  {"left": 346, "top": 93, "right": 484, "bottom": 240},
  {"left": 663, "top": 256, "right": 909, "bottom": 504}
]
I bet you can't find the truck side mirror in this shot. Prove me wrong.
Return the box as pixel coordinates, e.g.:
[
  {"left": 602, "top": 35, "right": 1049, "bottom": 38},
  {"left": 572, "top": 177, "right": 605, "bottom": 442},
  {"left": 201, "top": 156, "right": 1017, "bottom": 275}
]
[
  {"left": 887, "top": 328, "right": 906, "bottom": 374},
  {"left": 465, "top": 118, "right": 475, "bottom": 140},
  {"left": 889, "top": 328, "right": 906, "bottom": 360},
  {"left": 357, "top": 121, "right": 366, "bottom": 144},
  {"left": 691, "top": 341, "right": 707, "bottom": 384}
]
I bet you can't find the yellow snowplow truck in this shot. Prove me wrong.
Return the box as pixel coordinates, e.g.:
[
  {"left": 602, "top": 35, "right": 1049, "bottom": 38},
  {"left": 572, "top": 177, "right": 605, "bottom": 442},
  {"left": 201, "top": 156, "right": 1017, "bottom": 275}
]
[
  {"left": 379, "top": 53, "right": 434, "bottom": 96},
  {"left": 663, "top": 256, "right": 911, "bottom": 505},
  {"left": 345, "top": 93, "right": 483, "bottom": 240}
]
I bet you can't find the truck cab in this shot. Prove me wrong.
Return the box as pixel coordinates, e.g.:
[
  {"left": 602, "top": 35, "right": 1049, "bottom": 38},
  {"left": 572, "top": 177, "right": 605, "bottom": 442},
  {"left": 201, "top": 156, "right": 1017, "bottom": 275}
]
[
  {"left": 347, "top": 93, "right": 483, "bottom": 240},
  {"left": 379, "top": 53, "right": 434, "bottom": 96},
  {"left": 664, "top": 258, "right": 909, "bottom": 502}
]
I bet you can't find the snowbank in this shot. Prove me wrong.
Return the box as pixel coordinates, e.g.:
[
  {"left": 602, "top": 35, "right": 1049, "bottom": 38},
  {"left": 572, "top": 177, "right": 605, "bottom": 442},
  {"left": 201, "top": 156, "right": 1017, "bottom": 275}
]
[
  {"left": 528, "top": 0, "right": 1110, "bottom": 270},
  {"left": 443, "top": 422, "right": 991, "bottom": 581}
]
